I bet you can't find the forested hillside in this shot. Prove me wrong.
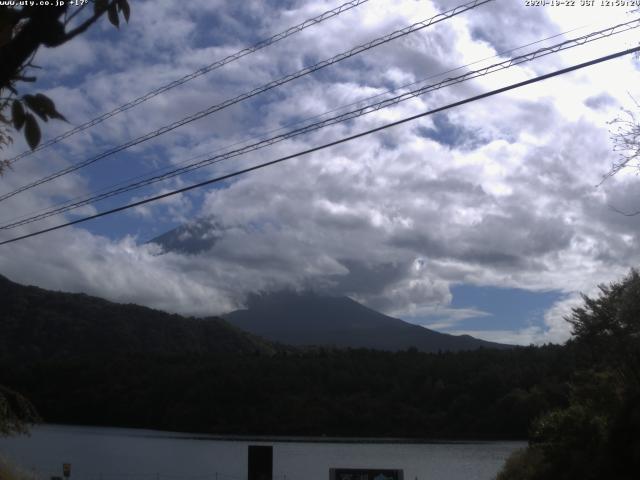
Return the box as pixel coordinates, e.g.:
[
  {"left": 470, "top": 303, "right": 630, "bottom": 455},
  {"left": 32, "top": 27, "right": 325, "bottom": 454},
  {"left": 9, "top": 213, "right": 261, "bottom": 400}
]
[{"left": 0, "top": 275, "right": 275, "bottom": 359}]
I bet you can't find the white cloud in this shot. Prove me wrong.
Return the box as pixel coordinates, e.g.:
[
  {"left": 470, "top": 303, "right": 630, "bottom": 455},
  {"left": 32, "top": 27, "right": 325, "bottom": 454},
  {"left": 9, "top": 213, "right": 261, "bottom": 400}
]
[{"left": 1, "top": 0, "right": 640, "bottom": 343}]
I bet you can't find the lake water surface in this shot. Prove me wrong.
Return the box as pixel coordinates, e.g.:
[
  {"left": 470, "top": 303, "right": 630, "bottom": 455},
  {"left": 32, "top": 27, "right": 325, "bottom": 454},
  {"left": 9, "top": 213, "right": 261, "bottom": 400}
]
[{"left": 0, "top": 425, "right": 525, "bottom": 480}]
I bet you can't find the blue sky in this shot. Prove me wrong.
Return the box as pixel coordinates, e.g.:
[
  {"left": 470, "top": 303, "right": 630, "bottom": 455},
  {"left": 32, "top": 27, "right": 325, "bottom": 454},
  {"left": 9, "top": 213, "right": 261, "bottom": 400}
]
[
  {"left": 416, "top": 285, "right": 566, "bottom": 344},
  {"left": 1, "top": 0, "right": 640, "bottom": 344},
  {"left": 449, "top": 285, "right": 563, "bottom": 332}
]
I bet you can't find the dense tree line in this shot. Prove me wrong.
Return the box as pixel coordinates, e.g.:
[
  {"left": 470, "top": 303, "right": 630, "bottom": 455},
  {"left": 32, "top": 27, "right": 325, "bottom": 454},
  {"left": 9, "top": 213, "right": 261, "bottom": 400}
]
[{"left": 0, "top": 346, "right": 573, "bottom": 439}]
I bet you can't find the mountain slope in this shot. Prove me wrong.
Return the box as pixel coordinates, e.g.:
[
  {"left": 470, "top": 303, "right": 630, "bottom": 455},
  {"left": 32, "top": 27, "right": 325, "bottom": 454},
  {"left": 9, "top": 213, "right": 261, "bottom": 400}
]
[
  {"left": 224, "top": 291, "right": 511, "bottom": 352},
  {"left": 148, "top": 217, "right": 221, "bottom": 254},
  {"left": 0, "top": 274, "right": 275, "bottom": 360}
]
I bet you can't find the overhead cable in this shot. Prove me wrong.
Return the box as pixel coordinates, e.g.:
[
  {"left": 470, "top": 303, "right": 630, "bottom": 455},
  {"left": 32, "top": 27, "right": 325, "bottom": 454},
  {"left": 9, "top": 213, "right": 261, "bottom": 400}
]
[
  {"left": 2, "top": 17, "right": 637, "bottom": 230},
  {"left": 0, "top": 0, "right": 494, "bottom": 203},
  {"left": 1, "top": 44, "right": 638, "bottom": 246},
  {"left": 6, "top": 0, "right": 372, "bottom": 164},
  {"left": 0, "top": 18, "right": 599, "bottom": 228}
]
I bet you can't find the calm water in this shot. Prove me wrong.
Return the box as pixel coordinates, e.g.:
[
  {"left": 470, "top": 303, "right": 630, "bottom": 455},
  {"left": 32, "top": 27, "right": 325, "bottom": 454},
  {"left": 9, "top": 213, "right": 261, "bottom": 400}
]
[{"left": 0, "top": 425, "right": 524, "bottom": 480}]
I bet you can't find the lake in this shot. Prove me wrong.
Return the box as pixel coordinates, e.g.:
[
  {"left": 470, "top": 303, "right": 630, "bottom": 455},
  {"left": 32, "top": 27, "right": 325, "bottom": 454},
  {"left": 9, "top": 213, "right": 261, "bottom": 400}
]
[{"left": 0, "top": 425, "right": 525, "bottom": 480}]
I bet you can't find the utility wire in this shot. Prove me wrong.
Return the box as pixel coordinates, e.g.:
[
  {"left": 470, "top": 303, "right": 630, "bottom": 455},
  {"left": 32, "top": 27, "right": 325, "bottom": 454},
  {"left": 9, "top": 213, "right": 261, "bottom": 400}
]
[
  {"left": 0, "top": 0, "right": 494, "bottom": 203},
  {"left": 6, "top": 0, "right": 372, "bottom": 164},
  {"left": 0, "top": 18, "right": 597, "bottom": 228},
  {"left": 1, "top": 45, "right": 638, "bottom": 247},
  {"left": 2, "top": 17, "right": 637, "bottom": 230}
]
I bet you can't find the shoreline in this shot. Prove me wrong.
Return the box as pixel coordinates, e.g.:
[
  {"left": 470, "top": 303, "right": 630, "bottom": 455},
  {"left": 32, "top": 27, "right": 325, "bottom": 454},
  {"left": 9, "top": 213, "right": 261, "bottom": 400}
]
[{"left": 31, "top": 424, "right": 527, "bottom": 445}]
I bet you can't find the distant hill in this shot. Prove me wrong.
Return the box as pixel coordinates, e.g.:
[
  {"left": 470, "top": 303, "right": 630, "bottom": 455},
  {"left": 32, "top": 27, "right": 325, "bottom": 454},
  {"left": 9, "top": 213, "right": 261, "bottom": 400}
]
[
  {"left": 0, "top": 274, "right": 275, "bottom": 360},
  {"left": 224, "top": 291, "right": 512, "bottom": 352}
]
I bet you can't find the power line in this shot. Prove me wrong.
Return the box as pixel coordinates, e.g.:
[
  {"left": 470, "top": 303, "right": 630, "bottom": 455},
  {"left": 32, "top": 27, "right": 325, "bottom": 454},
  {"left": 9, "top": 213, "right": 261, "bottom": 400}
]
[
  {"left": 0, "top": 0, "right": 494, "bottom": 203},
  {"left": 3, "top": 17, "right": 637, "bottom": 230},
  {"left": 6, "top": 0, "right": 372, "bottom": 165},
  {"left": 0, "top": 17, "right": 597, "bottom": 229},
  {"left": 1, "top": 44, "right": 637, "bottom": 247}
]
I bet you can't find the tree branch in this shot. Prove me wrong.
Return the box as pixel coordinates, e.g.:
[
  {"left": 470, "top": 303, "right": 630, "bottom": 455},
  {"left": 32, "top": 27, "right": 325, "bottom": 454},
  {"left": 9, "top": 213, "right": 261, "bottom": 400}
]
[
  {"left": 59, "top": 1, "right": 116, "bottom": 44},
  {"left": 607, "top": 204, "right": 640, "bottom": 217},
  {"left": 64, "top": 3, "right": 88, "bottom": 26},
  {"left": 0, "top": 7, "right": 66, "bottom": 89}
]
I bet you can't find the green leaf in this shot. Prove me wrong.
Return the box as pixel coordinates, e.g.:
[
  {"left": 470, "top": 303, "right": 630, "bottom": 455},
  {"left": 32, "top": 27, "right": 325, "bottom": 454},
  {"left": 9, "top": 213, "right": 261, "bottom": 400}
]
[
  {"left": 34, "top": 93, "right": 66, "bottom": 121},
  {"left": 108, "top": 2, "right": 119, "bottom": 28},
  {"left": 22, "top": 94, "right": 47, "bottom": 122},
  {"left": 22, "top": 93, "right": 66, "bottom": 122},
  {"left": 11, "top": 100, "right": 25, "bottom": 130},
  {"left": 34, "top": 93, "right": 55, "bottom": 113},
  {"left": 23, "top": 113, "right": 41, "bottom": 150},
  {"left": 117, "top": 0, "right": 130, "bottom": 22}
]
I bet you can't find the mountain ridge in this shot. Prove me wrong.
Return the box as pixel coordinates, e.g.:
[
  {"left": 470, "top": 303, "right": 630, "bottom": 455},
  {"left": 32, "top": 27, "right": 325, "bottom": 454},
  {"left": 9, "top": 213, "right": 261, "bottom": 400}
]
[{"left": 224, "top": 290, "right": 512, "bottom": 352}]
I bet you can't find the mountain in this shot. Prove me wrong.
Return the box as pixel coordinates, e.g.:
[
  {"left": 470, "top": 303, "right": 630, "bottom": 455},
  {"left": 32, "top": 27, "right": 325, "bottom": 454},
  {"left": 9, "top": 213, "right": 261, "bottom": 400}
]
[
  {"left": 149, "top": 217, "right": 221, "bottom": 254},
  {"left": 224, "top": 291, "right": 512, "bottom": 352},
  {"left": 148, "top": 221, "right": 510, "bottom": 352},
  {"left": 0, "top": 274, "right": 275, "bottom": 360}
]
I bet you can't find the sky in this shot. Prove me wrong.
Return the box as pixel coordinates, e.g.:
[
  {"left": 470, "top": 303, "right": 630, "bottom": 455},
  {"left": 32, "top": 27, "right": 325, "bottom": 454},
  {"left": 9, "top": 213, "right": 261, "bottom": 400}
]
[{"left": 1, "top": 0, "right": 640, "bottom": 345}]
